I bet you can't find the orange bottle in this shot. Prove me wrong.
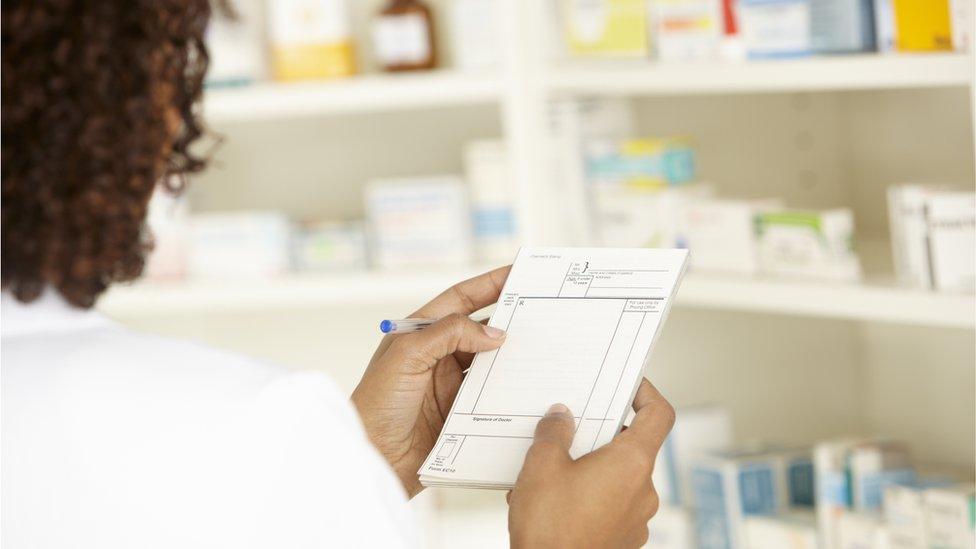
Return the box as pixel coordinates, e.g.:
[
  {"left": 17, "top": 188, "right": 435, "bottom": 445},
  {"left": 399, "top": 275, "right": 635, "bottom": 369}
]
[{"left": 373, "top": 0, "right": 437, "bottom": 72}]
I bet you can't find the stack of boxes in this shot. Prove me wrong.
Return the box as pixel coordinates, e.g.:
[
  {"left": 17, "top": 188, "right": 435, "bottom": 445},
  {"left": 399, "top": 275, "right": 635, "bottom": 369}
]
[
  {"left": 561, "top": 0, "right": 971, "bottom": 62},
  {"left": 586, "top": 135, "right": 864, "bottom": 283},
  {"left": 692, "top": 445, "right": 816, "bottom": 548},
  {"left": 644, "top": 408, "right": 974, "bottom": 549},
  {"left": 143, "top": 139, "right": 519, "bottom": 281}
]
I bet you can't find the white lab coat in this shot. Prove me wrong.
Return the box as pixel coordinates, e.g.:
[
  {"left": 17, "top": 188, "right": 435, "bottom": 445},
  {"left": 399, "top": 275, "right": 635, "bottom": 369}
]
[{"left": 1, "top": 291, "right": 416, "bottom": 548}]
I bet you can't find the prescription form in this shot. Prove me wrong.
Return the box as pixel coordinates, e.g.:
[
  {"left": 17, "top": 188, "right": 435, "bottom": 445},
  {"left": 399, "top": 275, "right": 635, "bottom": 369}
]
[{"left": 419, "top": 247, "right": 689, "bottom": 489}]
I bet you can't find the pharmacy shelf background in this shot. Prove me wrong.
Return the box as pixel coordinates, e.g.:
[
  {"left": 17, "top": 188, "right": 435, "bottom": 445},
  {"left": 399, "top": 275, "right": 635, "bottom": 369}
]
[{"left": 97, "top": 3, "right": 976, "bottom": 546}]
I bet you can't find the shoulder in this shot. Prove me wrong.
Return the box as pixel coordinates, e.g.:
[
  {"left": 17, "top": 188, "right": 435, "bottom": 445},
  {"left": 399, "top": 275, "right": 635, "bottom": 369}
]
[{"left": 5, "top": 323, "right": 284, "bottom": 399}]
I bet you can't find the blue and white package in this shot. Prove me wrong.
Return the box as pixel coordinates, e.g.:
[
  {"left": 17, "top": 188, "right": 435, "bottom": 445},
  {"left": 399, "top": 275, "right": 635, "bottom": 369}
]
[
  {"left": 810, "top": 0, "right": 877, "bottom": 53},
  {"left": 652, "top": 405, "right": 733, "bottom": 507},
  {"left": 691, "top": 448, "right": 784, "bottom": 549},
  {"left": 814, "top": 439, "right": 862, "bottom": 549},
  {"left": 739, "top": 0, "right": 813, "bottom": 59},
  {"left": 849, "top": 441, "right": 915, "bottom": 512},
  {"left": 787, "top": 455, "right": 817, "bottom": 508}
]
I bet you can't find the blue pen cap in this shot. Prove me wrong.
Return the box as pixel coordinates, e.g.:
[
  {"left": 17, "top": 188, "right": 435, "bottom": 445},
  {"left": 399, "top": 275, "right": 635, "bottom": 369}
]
[{"left": 379, "top": 320, "right": 395, "bottom": 333}]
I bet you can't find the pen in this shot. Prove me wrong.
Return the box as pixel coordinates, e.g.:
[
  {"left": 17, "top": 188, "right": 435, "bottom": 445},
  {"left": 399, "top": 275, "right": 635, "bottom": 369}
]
[{"left": 379, "top": 314, "right": 490, "bottom": 334}]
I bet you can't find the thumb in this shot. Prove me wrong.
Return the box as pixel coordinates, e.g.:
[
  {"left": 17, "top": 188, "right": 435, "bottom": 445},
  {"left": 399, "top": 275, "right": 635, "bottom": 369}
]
[
  {"left": 388, "top": 313, "right": 506, "bottom": 373},
  {"left": 524, "top": 404, "right": 576, "bottom": 466}
]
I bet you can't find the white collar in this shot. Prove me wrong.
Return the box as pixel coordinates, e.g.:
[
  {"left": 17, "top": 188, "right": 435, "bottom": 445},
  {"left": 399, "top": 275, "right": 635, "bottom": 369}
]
[{"left": 1, "top": 289, "right": 113, "bottom": 338}]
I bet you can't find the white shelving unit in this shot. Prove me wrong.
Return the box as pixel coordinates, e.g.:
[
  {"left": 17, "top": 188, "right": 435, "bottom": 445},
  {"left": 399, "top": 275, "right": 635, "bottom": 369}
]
[
  {"left": 101, "top": 271, "right": 974, "bottom": 328},
  {"left": 99, "top": 0, "right": 976, "bottom": 501}
]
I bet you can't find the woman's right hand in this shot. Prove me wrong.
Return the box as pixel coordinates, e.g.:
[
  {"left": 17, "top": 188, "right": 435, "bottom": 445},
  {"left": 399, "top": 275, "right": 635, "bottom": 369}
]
[{"left": 507, "top": 379, "right": 675, "bottom": 549}]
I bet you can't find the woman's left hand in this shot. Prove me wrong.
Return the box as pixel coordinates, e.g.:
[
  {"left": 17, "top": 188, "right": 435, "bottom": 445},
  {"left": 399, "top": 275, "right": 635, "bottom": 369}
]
[{"left": 352, "top": 266, "right": 510, "bottom": 498}]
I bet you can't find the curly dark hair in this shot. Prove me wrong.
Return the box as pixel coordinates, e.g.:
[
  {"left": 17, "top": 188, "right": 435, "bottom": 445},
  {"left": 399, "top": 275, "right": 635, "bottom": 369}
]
[{"left": 2, "top": 0, "right": 212, "bottom": 308}]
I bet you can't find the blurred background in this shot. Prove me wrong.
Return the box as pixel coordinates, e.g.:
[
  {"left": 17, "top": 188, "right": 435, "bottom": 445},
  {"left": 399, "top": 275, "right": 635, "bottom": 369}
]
[{"left": 95, "top": 1, "right": 975, "bottom": 547}]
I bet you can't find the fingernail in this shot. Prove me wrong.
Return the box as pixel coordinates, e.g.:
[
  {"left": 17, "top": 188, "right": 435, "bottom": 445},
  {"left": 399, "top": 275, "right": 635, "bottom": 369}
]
[
  {"left": 483, "top": 325, "right": 506, "bottom": 339},
  {"left": 546, "top": 403, "right": 570, "bottom": 416}
]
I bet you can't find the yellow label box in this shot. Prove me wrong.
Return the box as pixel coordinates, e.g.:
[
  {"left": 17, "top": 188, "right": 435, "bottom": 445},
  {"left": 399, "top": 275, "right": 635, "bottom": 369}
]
[{"left": 893, "top": 0, "right": 953, "bottom": 51}]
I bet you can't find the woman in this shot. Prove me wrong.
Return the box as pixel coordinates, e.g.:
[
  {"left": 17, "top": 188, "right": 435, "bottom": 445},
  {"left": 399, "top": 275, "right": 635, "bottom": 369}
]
[{"left": 1, "top": 2, "right": 674, "bottom": 547}]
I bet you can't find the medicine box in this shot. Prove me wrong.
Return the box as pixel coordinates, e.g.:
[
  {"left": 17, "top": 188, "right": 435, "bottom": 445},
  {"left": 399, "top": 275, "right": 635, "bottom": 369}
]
[
  {"left": 873, "top": 0, "right": 897, "bottom": 52},
  {"left": 691, "top": 447, "right": 787, "bottom": 549},
  {"left": 809, "top": 0, "right": 876, "bottom": 53},
  {"left": 738, "top": 0, "right": 812, "bottom": 59},
  {"left": 837, "top": 511, "right": 890, "bottom": 549},
  {"left": 755, "top": 208, "right": 862, "bottom": 282},
  {"left": 681, "top": 198, "right": 782, "bottom": 275},
  {"left": 651, "top": 0, "right": 723, "bottom": 62},
  {"left": 925, "top": 192, "right": 976, "bottom": 294},
  {"left": 450, "top": 0, "right": 501, "bottom": 70},
  {"left": 888, "top": 186, "right": 975, "bottom": 293},
  {"left": 206, "top": 0, "right": 266, "bottom": 87},
  {"left": 464, "top": 140, "right": 519, "bottom": 263},
  {"left": 563, "top": 0, "right": 650, "bottom": 57},
  {"left": 884, "top": 484, "right": 928, "bottom": 549},
  {"left": 187, "top": 211, "right": 293, "bottom": 279},
  {"left": 585, "top": 137, "right": 697, "bottom": 188},
  {"left": 365, "top": 176, "right": 473, "bottom": 269},
  {"left": 888, "top": 184, "right": 945, "bottom": 290},
  {"left": 849, "top": 441, "right": 915, "bottom": 512},
  {"left": 893, "top": 0, "right": 954, "bottom": 51},
  {"left": 814, "top": 438, "right": 861, "bottom": 549},
  {"left": 718, "top": 0, "right": 747, "bottom": 60},
  {"left": 743, "top": 512, "right": 819, "bottom": 549},
  {"left": 654, "top": 405, "right": 733, "bottom": 507},
  {"left": 783, "top": 451, "right": 816, "bottom": 509},
  {"left": 292, "top": 221, "right": 366, "bottom": 272},
  {"left": 815, "top": 439, "right": 915, "bottom": 549},
  {"left": 647, "top": 504, "right": 696, "bottom": 548},
  {"left": 592, "top": 183, "right": 712, "bottom": 248},
  {"left": 924, "top": 484, "right": 976, "bottom": 549},
  {"left": 950, "top": 0, "right": 971, "bottom": 52},
  {"left": 268, "top": 0, "right": 355, "bottom": 80}
]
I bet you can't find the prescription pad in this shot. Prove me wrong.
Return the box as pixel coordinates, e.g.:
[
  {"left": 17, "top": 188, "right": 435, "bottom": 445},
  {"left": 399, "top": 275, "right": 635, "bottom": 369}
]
[{"left": 418, "top": 247, "right": 689, "bottom": 489}]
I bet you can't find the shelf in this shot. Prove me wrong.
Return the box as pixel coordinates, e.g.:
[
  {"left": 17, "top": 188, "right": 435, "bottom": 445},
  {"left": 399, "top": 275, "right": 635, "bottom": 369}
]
[
  {"left": 98, "top": 270, "right": 975, "bottom": 328},
  {"left": 98, "top": 267, "right": 495, "bottom": 316},
  {"left": 203, "top": 71, "right": 503, "bottom": 123},
  {"left": 546, "top": 53, "right": 974, "bottom": 96},
  {"left": 678, "top": 273, "right": 973, "bottom": 328},
  {"left": 197, "top": 55, "right": 974, "bottom": 124}
]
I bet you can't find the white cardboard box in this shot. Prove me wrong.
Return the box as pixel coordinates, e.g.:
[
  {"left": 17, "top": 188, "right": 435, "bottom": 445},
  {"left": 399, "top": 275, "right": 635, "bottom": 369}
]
[
  {"left": 365, "top": 176, "right": 473, "bottom": 269},
  {"left": 815, "top": 438, "right": 863, "bottom": 549},
  {"left": 651, "top": 0, "right": 722, "bottom": 62},
  {"left": 884, "top": 484, "right": 928, "bottom": 549},
  {"left": 756, "top": 208, "right": 861, "bottom": 282},
  {"left": 925, "top": 192, "right": 976, "bottom": 294},
  {"left": 924, "top": 484, "right": 976, "bottom": 549},
  {"left": 187, "top": 211, "right": 292, "bottom": 279},
  {"left": 744, "top": 512, "right": 818, "bottom": 549},
  {"left": 682, "top": 198, "right": 782, "bottom": 275},
  {"left": 888, "top": 186, "right": 976, "bottom": 293},
  {"left": 593, "top": 184, "right": 713, "bottom": 249},
  {"left": 888, "top": 184, "right": 944, "bottom": 290},
  {"left": 654, "top": 405, "right": 733, "bottom": 507},
  {"left": 838, "top": 511, "right": 890, "bottom": 549}
]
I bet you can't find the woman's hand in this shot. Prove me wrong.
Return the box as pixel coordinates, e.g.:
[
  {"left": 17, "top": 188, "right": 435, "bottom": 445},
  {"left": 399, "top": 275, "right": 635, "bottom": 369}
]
[
  {"left": 508, "top": 379, "right": 675, "bottom": 549},
  {"left": 352, "top": 267, "right": 510, "bottom": 498}
]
